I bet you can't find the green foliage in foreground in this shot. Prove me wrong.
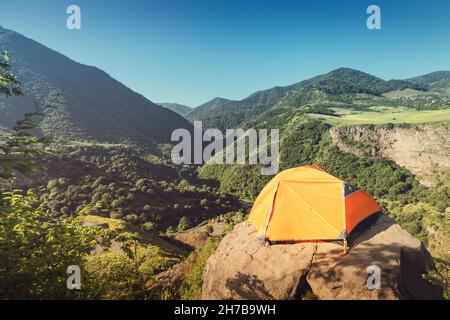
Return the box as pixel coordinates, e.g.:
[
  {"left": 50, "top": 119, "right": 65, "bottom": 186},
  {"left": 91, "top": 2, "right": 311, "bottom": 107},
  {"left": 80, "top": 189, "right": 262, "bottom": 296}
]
[
  {"left": 0, "top": 50, "right": 32, "bottom": 180},
  {"left": 81, "top": 245, "right": 179, "bottom": 300},
  {"left": 0, "top": 189, "right": 181, "bottom": 300},
  {"left": 0, "top": 189, "right": 112, "bottom": 299}
]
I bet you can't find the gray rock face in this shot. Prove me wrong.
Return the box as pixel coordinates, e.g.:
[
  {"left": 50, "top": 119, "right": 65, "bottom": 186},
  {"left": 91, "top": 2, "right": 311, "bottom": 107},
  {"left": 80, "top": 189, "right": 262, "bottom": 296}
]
[{"left": 202, "top": 215, "right": 442, "bottom": 300}]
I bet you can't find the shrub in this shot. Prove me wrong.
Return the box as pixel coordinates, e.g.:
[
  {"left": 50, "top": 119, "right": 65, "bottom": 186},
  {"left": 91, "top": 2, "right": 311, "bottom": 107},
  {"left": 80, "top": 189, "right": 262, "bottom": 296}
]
[
  {"left": 179, "top": 239, "right": 219, "bottom": 299},
  {"left": 82, "top": 252, "right": 145, "bottom": 300},
  {"left": 177, "top": 216, "right": 191, "bottom": 232},
  {"left": 200, "top": 199, "right": 209, "bottom": 208},
  {"left": 142, "top": 222, "right": 156, "bottom": 232},
  {"left": 124, "top": 214, "right": 139, "bottom": 224}
]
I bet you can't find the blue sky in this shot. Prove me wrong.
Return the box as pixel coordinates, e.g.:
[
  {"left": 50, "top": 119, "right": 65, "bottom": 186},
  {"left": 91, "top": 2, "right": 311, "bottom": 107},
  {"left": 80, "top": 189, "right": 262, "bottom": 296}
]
[{"left": 0, "top": 0, "right": 449, "bottom": 106}]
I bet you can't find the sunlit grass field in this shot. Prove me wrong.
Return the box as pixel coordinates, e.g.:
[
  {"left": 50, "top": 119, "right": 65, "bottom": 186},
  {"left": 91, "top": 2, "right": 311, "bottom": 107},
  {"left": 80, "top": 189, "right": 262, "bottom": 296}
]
[{"left": 310, "top": 106, "right": 450, "bottom": 125}]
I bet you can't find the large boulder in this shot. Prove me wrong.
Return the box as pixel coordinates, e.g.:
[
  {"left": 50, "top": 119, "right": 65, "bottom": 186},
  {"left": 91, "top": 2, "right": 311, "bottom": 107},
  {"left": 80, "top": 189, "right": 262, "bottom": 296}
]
[{"left": 202, "top": 215, "right": 442, "bottom": 300}]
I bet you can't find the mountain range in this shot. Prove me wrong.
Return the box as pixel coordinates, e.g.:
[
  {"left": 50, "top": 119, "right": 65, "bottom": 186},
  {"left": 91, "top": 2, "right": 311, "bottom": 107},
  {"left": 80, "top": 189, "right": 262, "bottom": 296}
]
[
  {"left": 1, "top": 25, "right": 450, "bottom": 145},
  {"left": 186, "top": 68, "right": 450, "bottom": 129},
  {"left": 158, "top": 102, "right": 192, "bottom": 116},
  {"left": 0, "top": 26, "right": 191, "bottom": 151}
]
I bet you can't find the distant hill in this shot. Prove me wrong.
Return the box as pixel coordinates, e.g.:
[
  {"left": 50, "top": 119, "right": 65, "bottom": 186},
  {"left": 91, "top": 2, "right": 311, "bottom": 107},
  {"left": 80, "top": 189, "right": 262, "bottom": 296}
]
[
  {"left": 295, "top": 68, "right": 426, "bottom": 95},
  {"left": 159, "top": 103, "right": 192, "bottom": 117},
  {"left": 407, "top": 71, "right": 450, "bottom": 86},
  {"left": 186, "top": 97, "right": 239, "bottom": 128},
  {"left": 186, "top": 89, "right": 290, "bottom": 129},
  {"left": 407, "top": 71, "right": 450, "bottom": 92},
  {"left": 187, "top": 67, "right": 448, "bottom": 130},
  {"left": 0, "top": 26, "right": 191, "bottom": 149}
]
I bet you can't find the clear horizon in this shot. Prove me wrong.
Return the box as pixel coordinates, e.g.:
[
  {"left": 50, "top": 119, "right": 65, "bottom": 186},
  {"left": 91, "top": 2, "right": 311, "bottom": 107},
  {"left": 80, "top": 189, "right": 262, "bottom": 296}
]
[{"left": 1, "top": 0, "right": 449, "bottom": 106}]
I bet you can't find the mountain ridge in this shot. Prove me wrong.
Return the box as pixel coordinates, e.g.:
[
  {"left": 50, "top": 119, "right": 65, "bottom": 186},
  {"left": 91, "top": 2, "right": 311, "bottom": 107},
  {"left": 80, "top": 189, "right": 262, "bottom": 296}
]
[
  {"left": 158, "top": 102, "right": 192, "bottom": 116},
  {"left": 193, "top": 68, "right": 450, "bottom": 107},
  {"left": 0, "top": 26, "right": 192, "bottom": 150},
  {"left": 187, "top": 67, "right": 449, "bottom": 129}
]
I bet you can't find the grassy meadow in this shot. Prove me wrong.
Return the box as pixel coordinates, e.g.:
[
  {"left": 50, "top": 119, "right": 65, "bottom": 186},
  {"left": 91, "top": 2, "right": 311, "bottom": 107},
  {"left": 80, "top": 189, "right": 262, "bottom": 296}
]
[{"left": 310, "top": 106, "right": 450, "bottom": 125}]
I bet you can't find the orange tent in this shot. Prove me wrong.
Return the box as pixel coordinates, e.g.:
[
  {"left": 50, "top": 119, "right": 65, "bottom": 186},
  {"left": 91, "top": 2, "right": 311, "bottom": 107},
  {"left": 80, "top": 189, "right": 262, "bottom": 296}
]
[{"left": 248, "top": 165, "right": 381, "bottom": 248}]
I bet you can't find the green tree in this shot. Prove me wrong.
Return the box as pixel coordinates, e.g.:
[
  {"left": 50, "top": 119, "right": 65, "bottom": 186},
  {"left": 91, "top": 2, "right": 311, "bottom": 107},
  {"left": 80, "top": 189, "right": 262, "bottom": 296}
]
[
  {"left": 177, "top": 216, "right": 191, "bottom": 232},
  {"left": 142, "top": 221, "right": 156, "bottom": 232},
  {"left": 200, "top": 198, "right": 209, "bottom": 208},
  {"left": 0, "top": 51, "right": 22, "bottom": 96},
  {"left": 0, "top": 51, "right": 54, "bottom": 181}
]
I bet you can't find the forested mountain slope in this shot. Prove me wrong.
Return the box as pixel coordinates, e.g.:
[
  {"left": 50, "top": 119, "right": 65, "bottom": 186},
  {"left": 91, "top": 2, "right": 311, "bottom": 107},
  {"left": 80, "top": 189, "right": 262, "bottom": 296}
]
[
  {"left": 187, "top": 67, "right": 450, "bottom": 129},
  {"left": 0, "top": 26, "right": 191, "bottom": 149}
]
